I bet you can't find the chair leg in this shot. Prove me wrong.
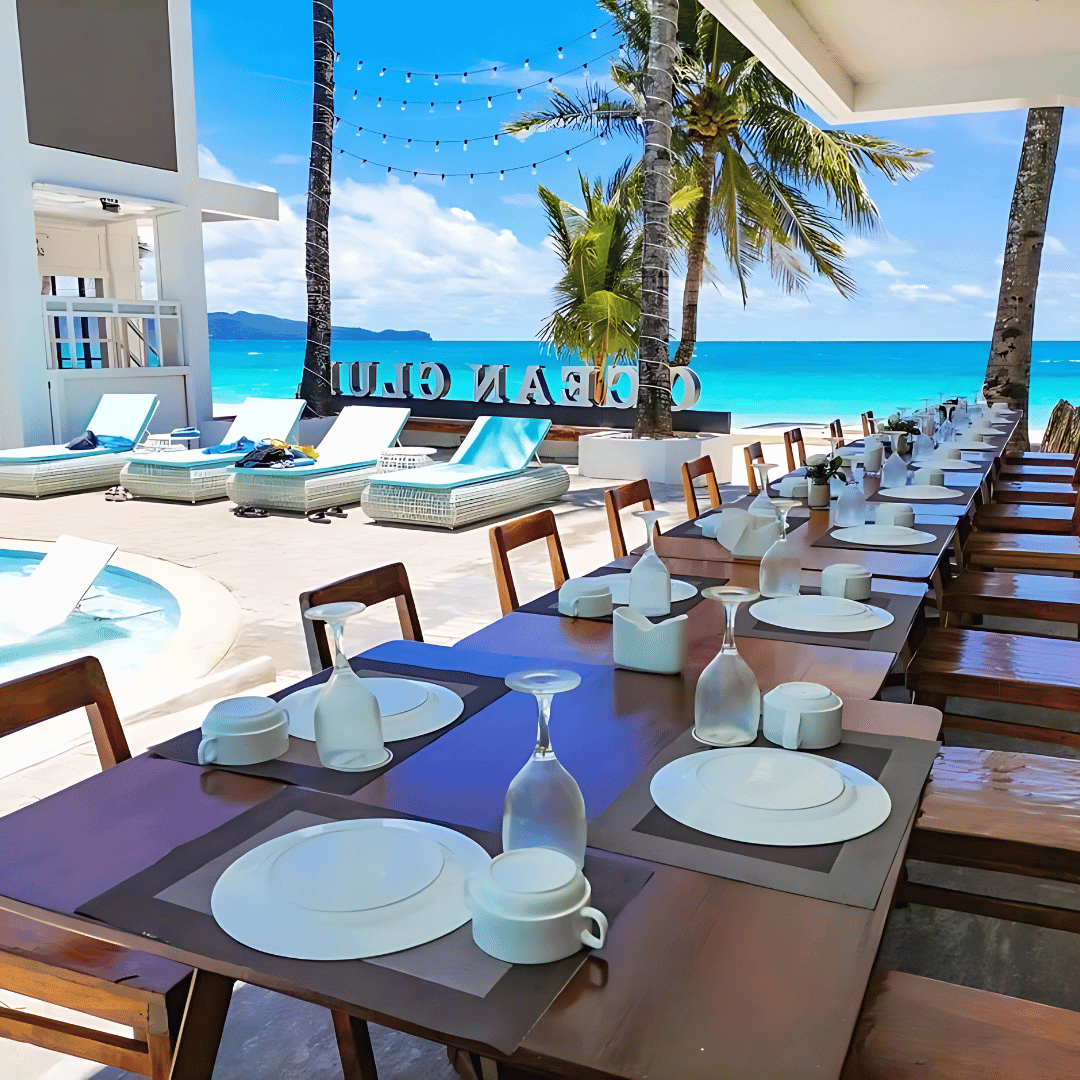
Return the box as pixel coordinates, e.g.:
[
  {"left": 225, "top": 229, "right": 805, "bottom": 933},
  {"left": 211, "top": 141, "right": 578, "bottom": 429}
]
[
  {"left": 332, "top": 1009, "right": 379, "bottom": 1080},
  {"left": 912, "top": 689, "right": 947, "bottom": 713}
]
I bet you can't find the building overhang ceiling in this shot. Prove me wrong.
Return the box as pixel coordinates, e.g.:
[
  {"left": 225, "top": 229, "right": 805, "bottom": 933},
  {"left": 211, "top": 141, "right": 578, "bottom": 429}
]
[{"left": 699, "top": 0, "right": 1080, "bottom": 123}]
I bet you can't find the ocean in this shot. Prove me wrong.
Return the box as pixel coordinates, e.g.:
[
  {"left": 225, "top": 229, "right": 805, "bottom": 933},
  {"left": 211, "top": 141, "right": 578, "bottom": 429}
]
[{"left": 208, "top": 340, "right": 1080, "bottom": 430}]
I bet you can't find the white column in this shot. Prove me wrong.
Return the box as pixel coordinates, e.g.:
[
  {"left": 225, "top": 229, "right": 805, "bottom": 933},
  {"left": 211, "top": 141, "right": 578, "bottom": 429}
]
[{"left": 0, "top": 0, "right": 54, "bottom": 448}]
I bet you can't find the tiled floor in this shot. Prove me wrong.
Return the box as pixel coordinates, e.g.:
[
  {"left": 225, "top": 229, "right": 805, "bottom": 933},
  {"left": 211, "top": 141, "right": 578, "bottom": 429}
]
[{"left": 3, "top": 444, "right": 1080, "bottom": 1078}]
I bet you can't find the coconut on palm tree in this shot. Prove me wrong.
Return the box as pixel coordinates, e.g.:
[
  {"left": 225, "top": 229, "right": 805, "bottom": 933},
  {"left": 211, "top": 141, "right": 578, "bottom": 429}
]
[{"left": 506, "top": 0, "right": 930, "bottom": 381}]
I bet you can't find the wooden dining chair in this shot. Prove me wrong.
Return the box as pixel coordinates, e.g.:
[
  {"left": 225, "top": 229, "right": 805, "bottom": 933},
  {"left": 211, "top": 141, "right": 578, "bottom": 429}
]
[
  {"left": 489, "top": 510, "right": 569, "bottom": 615},
  {"left": 0, "top": 657, "right": 384, "bottom": 1080},
  {"left": 783, "top": 428, "right": 807, "bottom": 473},
  {"left": 744, "top": 441, "right": 766, "bottom": 493},
  {"left": 861, "top": 412, "right": 877, "bottom": 436},
  {"left": 974, "top": 489, "right": 1080, "bottom": 535},
  {"left": 829, "top": 419, "right": 846, "bottom": 447},
  {"left": 681, "top": 455, "right": 721, "bottom": 519},
  {"left": 604, "top": 479, "right": 656, "bottom": 559},
  {"left": 300, "top": 562, "right": 423, "bottom": 673}
]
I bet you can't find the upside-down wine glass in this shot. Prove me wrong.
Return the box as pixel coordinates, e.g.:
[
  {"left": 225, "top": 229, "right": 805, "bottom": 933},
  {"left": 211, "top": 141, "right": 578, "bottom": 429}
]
[
  {"left": 303, "top": 602, "right": 391, "bottom": 772},
  {"left": 758, "top": 499, "right": 802, "bottom": 597},
  {"left": 693, "top": 586, "right": 762, "bottom": 746},
  {"left": 628, "top": 510, "right": 670, "bottom": 616},
  {"left": 750, "top": 461, "right": 777, "bottom": 514},
  {"left": 502, "top": 669, "right": 587, "bottom": 869}
]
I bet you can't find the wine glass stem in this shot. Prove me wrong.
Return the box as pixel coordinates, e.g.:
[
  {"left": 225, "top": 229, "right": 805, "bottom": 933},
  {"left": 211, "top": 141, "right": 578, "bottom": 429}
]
[
  {"left": 330, "top": 621, "right": 349, "bottom": 671},
  {"left": 722, "top": 602, "right": 738, "bottom": 652},
  {"left": 534, "top": 692, "right": 553, "bottom": 757}
]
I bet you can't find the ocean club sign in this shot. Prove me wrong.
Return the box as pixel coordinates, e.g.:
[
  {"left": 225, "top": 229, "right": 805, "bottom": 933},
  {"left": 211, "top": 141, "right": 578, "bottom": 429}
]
[{"left": 330, "top": 360, "right": 703, "bottom": 411}]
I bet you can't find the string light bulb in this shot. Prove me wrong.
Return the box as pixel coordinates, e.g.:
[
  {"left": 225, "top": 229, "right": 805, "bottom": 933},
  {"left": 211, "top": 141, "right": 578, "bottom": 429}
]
[
  {"left": 429, "top": 101, "right": 434, "bottom": 112},
  {"left": 499, "top": 170, "right": 505, "bottom": 181},
  {"left": 583, "top": 63, "right": 588, "bottom": 72},
  {"left": 531, "top": 163, "right": 537, "bottom": 174},
  {"left": 591, "top": 27, "right": 597, "bottom": 38},
  {"left": 387, "top": 165, "right": 392, "bottom": 173},
  {"left": 493, "top": 134, "right": 499, "bottom": 146},
  {"left": 334, "top": 51, "right": 340, "bottom": 62},
  {"left": 379, "top": 67, "right": 386, "bottom": 77},
  {"left": 357, "top": 60, "right": 363, "bottom": 71},
  {"left": 557, "top": 46, "right": 564, "bottom": 59},
  {"left": 434, "top": 140, "right": 440, "bottom": 152},
  {"left": 406, "top": 72, "right": 411, "bottom": 83},
  {"left": 524, "top": 58, "right": 530, "bottom": 70},
  {"left": 352, "top": 89, "right": 357, "bottom": 99},
  {"left": 434, "top": 74, "right": 439, "bottom": 86},
  {"left": 406, "top": 139, "right": 411, "bottom": 148},
  {"left": 377, "top": 97, "right": 382, "bottom": 107},
  {"left": 565, "top": 149, "right": 571, "bottom": 161},
  {"left": 361, "top": 159, "right": 367, "bottom": 167},
  {"left": 487, "top": 96, "right": 492, "bottom": 108},
  {"left": 441, "top": 173, "right": 445, "bottom": 181},
  {"left": 382, "top": 133, "right": 387, "bottom": 144},
  {"left": 413, "top": 171, "right": 418, "bottom": 179},
  {"left": 455, "top": 100, "right": 462, "bottom": 110},
  {"left": 461, "top": 71, "right": 467, "bottom": 83},
  {"left": 401, "top": 100, "right": 407, "bottom": 110},
  {"left": 463, "top": 139, "right": 468, "bottom": 151},
  {"left": 469, "top": 174, "right": 474, "bottom": 184},
  {"left": 355, "top": 127, "right": 361, "bottom": 135},
  {"left": 516, "top": 88, "right": 522, "bottom": 100}
]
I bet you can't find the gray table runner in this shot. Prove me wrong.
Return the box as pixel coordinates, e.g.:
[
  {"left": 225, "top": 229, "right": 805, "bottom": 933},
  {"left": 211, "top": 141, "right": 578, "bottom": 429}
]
[
  {"left": 77, "top": 788, "right": 653, "bottom": 1057},
  {"left": 588, "top": 729, "right": 939, "bottom": 908},
  {"left": 811, "top": 521, "right": 956, "bottom": 558}
]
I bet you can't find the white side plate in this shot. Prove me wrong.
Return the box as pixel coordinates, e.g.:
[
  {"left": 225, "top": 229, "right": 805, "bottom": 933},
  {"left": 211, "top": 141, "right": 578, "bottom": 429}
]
[
  {"left": 876, "top": 485, "right": 964, "bottom": 501},
  {"left": 749, "top": 597, "right": 894, "bottom": 634},
  {"left": 831, "top": 525, "right": 937, "bottom": 548},
  {"left": 603, "top": 576, "right": 697, "bottom": 606}
]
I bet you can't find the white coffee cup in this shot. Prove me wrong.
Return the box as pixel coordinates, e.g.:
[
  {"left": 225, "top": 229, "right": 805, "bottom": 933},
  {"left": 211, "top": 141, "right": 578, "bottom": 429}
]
[
  {"left": 762, "top": 682, "right": 844, "bottom": 750},
  {"left": 820, "top": 563, "right": 873, "bottom": 601},
  {"left": 198, "top": 696, "right": 290, "bottom": 766},
  {"left": 876, "top": 502, "right": 915, "bottom": 528},
  {"left": 465, "top": 848, "right": 608, "bottom": 964},
  {"left": 913, "top": 467, "right": 944, "bottom": 486},
  {"left": 861, "top": 437, "right": 883, "bottom": 475},
  {"left": 558, "top": 578, "right": 613, "bottom": 618},
  {"left": 778, "top": 476, "right": 809, "bottom": 499}
]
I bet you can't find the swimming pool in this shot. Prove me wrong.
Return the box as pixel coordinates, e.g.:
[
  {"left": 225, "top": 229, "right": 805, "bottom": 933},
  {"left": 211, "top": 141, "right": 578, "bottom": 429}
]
[{"left": 0, "top": 549, "right": 181, "bottom": 686}]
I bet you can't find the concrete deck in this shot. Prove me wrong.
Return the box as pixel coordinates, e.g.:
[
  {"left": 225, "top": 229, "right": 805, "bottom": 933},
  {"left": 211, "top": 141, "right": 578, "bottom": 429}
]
[{"left": 2, "top": 435, "right": 1079, "bottom": 1079}]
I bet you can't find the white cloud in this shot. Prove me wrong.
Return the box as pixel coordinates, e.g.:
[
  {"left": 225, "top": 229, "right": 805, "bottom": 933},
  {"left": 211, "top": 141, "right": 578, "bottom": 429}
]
[
  {"left": 889, "top": 281, "right": 956, "bottom": 303},
  {"left": 198, "top": 146, "right": 558, "bottom": 338},
  {"left": 1045, "top": 235, "right": 1068, "bottom": 254},
  {"left": 844, "top": 232, "right": 915, "bottom": 258},
  {"left": 870, "top": 259, "right": 906, "bottom": 276},
  {"left": 951, "top": 283, "right": 993, "bottom": 298},
  {"left": 500, "top": 192, "right": 538, "bottom": 206},
  {"left": 272, "top": 153, "right": 308, "bottom": 165}
]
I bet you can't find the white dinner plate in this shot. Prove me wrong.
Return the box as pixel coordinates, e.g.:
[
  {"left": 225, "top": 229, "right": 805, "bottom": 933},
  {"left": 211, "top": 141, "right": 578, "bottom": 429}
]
[
  {"left": 749, "top": 595, "right": 894, "bottom": 634},
  {"left": 696, "top": 748, "right": 845, "bottom": 810},
  {"left": 282, "top": 679, "right": 465, "bottom": 743},
  {"left": 831, "top": 525, "right": 937, "bottom": 547},
  {"left": 603, "top": 575, "right": 698, "bottom": 606},
  {"left": 211, "top": 817, "right": 491, "bottom": 959},
  {"left": 650, "top": 748, "right": 892, "bottom": 846},
  {"left": 876, "top": 485, "right": 964, "bottom": 501},
  {"left": 920, "top": 458, "right": 982, "bottom": 470}
]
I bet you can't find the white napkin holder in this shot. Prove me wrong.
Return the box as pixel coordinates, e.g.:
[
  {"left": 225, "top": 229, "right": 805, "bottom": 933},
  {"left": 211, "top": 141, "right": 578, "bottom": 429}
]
[
  {"left": 714, "top": 507, "right": 783, "bottom": 561},
  {"left": 778, "top": 476, "right": 809, "bottom": 499},
  {"left": 612, "top": 607, "right": 688, "bottom": 675},
  {"left": 913, "top": 466, "right": 945, "bottom": 486}
]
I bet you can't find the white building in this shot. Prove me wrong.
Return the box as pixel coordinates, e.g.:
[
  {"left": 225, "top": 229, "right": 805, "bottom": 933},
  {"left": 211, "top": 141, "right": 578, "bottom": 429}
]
[{"left": 0, "top": 0, "right": 278, "bottom": 449}]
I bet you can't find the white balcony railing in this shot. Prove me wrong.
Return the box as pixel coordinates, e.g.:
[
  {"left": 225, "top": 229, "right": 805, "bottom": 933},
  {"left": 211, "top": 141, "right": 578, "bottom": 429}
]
[{"left": 42, "top": 297, "right": 185, "bottom": 370}]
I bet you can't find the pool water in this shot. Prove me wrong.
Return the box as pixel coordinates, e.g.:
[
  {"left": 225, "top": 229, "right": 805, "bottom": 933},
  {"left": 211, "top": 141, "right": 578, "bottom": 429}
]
[{"left": 0, "top": 550, "right": 181, "bottom": 686}]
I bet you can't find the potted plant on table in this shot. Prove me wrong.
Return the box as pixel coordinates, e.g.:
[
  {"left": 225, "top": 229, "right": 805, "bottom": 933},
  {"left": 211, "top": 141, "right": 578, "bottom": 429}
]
[
  {"left": 878, "top": 414, "right": 921, "bottom": 456},
  {"left": 804, "top": 455, "right": 844, "bottom": 509}
]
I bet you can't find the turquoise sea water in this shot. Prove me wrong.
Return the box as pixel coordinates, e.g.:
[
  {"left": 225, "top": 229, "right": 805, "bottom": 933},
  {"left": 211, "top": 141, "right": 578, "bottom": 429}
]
[{"left": 209, "top": 340, "right": 1080, "bottom": 429}]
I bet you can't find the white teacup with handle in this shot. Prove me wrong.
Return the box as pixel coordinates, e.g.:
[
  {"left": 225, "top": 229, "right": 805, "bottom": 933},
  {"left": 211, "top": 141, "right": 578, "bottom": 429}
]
[
  {"left": 762, "top": 682, "right": 844, "bottom": 750},
  {"left": 913, "top": 467, "right": 945, "bottom": 487},
  {"left": 198, "top": 697, "right": 290, "bottom": 766},
  {"left": 558, "top": 578, "right": 613, "bottom": 619},
  {"left": 876, "top": 502, "right": 915, "bottom": 528},
  {"left": 820, "top": 563, "right": 873, "bottom": 601}
]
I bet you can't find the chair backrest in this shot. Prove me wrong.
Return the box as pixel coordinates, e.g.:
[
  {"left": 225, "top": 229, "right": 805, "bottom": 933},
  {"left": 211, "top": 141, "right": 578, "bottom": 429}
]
[
  {"left": 223, "top": 397, "right": 306, "bottom": 445},
  {"left": 451, "top": 416, "right": 551, "bottom": 470},
  {"left": 0, "top": 656, "right": 129, "bottom": 769},
  {"left": 829, "top": 419, "right": 846, "bottom": 447},
  {"left": 1072, "top": 491, "right": 1080, "bottom": 535},
  {"left": 489, "top": 510, "right": 569, "bottom": 615},
  {"left": 744, "top": 441, "right": 765, "bottom": 494},
  {"left": 84, "top": 394, "right": 159, "bottom": 444},
  {"left": 313, "top": 405, "right": 411, "bottom": 467},
  {"left": 299, "top": 563, "right": 423, "bottom": 673},
  {"left": 681, "top": 456, "right": 721, "bottom": 519},
  {"left": 604, "top": 479, "right": 655, "bottom": 559},
  {"left": 783, "top": 428, "right": 807, "bottom": 472},
  {"left": 862, "top": 412, "right": 877, "bottom": 436}
]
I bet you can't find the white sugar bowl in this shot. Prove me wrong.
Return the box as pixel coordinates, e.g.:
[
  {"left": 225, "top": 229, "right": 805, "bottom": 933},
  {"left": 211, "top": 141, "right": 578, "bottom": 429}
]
[
  {"left": 558, "top": 578, "right": 613, "bottom": 619},
  {"left": 465, "top": 848, "right": 608, "bottom": 964},
  {"left": 198, "top": 696, "right": 290, "bottom": 766}
]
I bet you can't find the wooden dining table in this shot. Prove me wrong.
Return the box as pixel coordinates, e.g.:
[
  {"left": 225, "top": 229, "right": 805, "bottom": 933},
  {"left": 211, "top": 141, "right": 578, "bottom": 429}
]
[{"left": 0, "top": 531, "right": 948, "bottom": 1079}]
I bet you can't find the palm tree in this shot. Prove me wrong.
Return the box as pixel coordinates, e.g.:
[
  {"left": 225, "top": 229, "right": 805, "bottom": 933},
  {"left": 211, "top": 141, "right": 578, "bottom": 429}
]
[
  {"left": 538, "top": 166, "right": 643, "bottom": 401},
  {"left": 298, "top": 0, "right": 336, "bottom": 417},
  {"left": 506, "top": 0, "right": 929, "bottom": 377},
  {"left": 983, "top": 107, "right": 1064, "bottom": 450}
]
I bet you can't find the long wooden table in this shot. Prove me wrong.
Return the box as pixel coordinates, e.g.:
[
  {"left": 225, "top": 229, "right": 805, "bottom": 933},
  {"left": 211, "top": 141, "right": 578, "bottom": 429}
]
[{"left": 0, "top": 572, "right": 944, "bottom": 1079}]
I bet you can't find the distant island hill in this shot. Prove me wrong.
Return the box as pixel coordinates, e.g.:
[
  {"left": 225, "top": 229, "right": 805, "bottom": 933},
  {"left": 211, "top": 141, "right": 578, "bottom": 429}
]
[{"left": 208, "top": 311, "right": 432, "bottom": 341}]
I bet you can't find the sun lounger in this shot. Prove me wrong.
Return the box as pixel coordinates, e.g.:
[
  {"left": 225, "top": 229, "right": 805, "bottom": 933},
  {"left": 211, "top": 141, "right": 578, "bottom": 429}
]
[
  {"left": 0, "top": 535, "right": 117, "bottom": 644},
  {"left": 119, "top": 397, "right": 306, "bottom": 502},
  {"left": 361, "top": 415, "right": 570, "bottom": 528},
  {"left": 0, "top": 395, "right": 159, "bottom": 497},
  {"left": 225, "top": 405, "right": 411, "bottom": 514}
]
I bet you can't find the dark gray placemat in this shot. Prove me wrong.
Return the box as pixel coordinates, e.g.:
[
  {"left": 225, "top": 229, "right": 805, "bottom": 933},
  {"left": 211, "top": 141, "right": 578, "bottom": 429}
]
[
  {"left": 588, "top": 729, "right": 939, "bottom": 909},
  {"left": 867, "top": 485, "right": 974, "bottom": 509},
  {"left": 148, "top": 658, "right": 510, "bottom": 796},
  {"left": 77, "top": 787, "right": 653, "bottom": 1058},
  {"left": 516, "top": 568, "right": 729, "bottom": 624},
  {"left": 811, "top": 521, "right": 956, "bottom": 558},
  {"left": 735, "top": 587, "right": 923, "bottom": 654}
]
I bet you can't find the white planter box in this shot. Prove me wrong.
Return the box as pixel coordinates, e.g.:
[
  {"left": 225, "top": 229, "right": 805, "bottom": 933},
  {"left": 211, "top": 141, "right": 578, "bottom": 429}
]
[{"left": 578, "top": 431, "right": 728, "bottom": 486}]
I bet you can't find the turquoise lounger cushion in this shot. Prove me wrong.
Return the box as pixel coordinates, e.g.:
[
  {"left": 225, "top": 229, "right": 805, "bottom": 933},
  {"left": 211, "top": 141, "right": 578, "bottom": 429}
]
[
  {"left": 367, "top": 416, "right": 551, "bottom": 492},
  {"left": 0, "top": 445, "right": 116, "bottom": 465}
]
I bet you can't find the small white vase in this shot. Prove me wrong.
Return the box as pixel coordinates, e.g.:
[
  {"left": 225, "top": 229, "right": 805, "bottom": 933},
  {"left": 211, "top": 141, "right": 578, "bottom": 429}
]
[{"left": 808, "top": 483, "right": 830, "bottom": 509}]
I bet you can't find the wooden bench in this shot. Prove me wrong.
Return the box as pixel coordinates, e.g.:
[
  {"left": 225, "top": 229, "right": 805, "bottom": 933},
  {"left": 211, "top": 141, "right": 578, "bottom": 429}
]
[
  {"left": 908, "top": 627, "right": 1080, "bottom": 748},
  {"left": 998, "top": 463, "right": 1077, "bottom": 483},
  {"left": 992, "top": 481, "right": 1078, "bottom": 506},
  {"left": 842, "top": 969, "right": 1080, "bottom": 1079},
  {"left": 975, "top": 501, "right": 1077, "bottom": 533},
  {"left": 964, "top": 533, "right": 1080, "bottom": 573},
  {"left": 941, "top": 569, "right": 1080, "bottom": 629}
]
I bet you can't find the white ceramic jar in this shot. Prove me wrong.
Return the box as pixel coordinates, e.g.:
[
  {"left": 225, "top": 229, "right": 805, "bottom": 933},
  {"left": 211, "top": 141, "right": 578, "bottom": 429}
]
[
  {"left": 558, "top": 579, "right": 614, "bottom": 619},
  {"left": 465, "top": 848, "right": 607, "bottom": 964},
  {"left": 198, "top": 697, "right": 290, "bottom": 766}
]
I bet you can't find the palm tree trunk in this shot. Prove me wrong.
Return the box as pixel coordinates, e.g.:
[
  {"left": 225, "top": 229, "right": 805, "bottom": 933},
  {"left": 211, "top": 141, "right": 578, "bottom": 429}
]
[
  {"left": 983, "top": 106, "right": 1063, "bottom": 450},
  {"left": 633, "top": 0, "right": 677, "bottom": 439},
  {"left": 298, "top": 0, "right": 335, "bottom": 417},
  {"left": 672, "top": 141, "right": 716, "bottom": 367}
]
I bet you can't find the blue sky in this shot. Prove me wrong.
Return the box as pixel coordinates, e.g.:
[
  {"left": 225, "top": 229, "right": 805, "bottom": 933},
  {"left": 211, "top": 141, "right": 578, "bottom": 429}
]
[{"left": 191, "top": 0, "right": 1080, "bottom": 341}]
